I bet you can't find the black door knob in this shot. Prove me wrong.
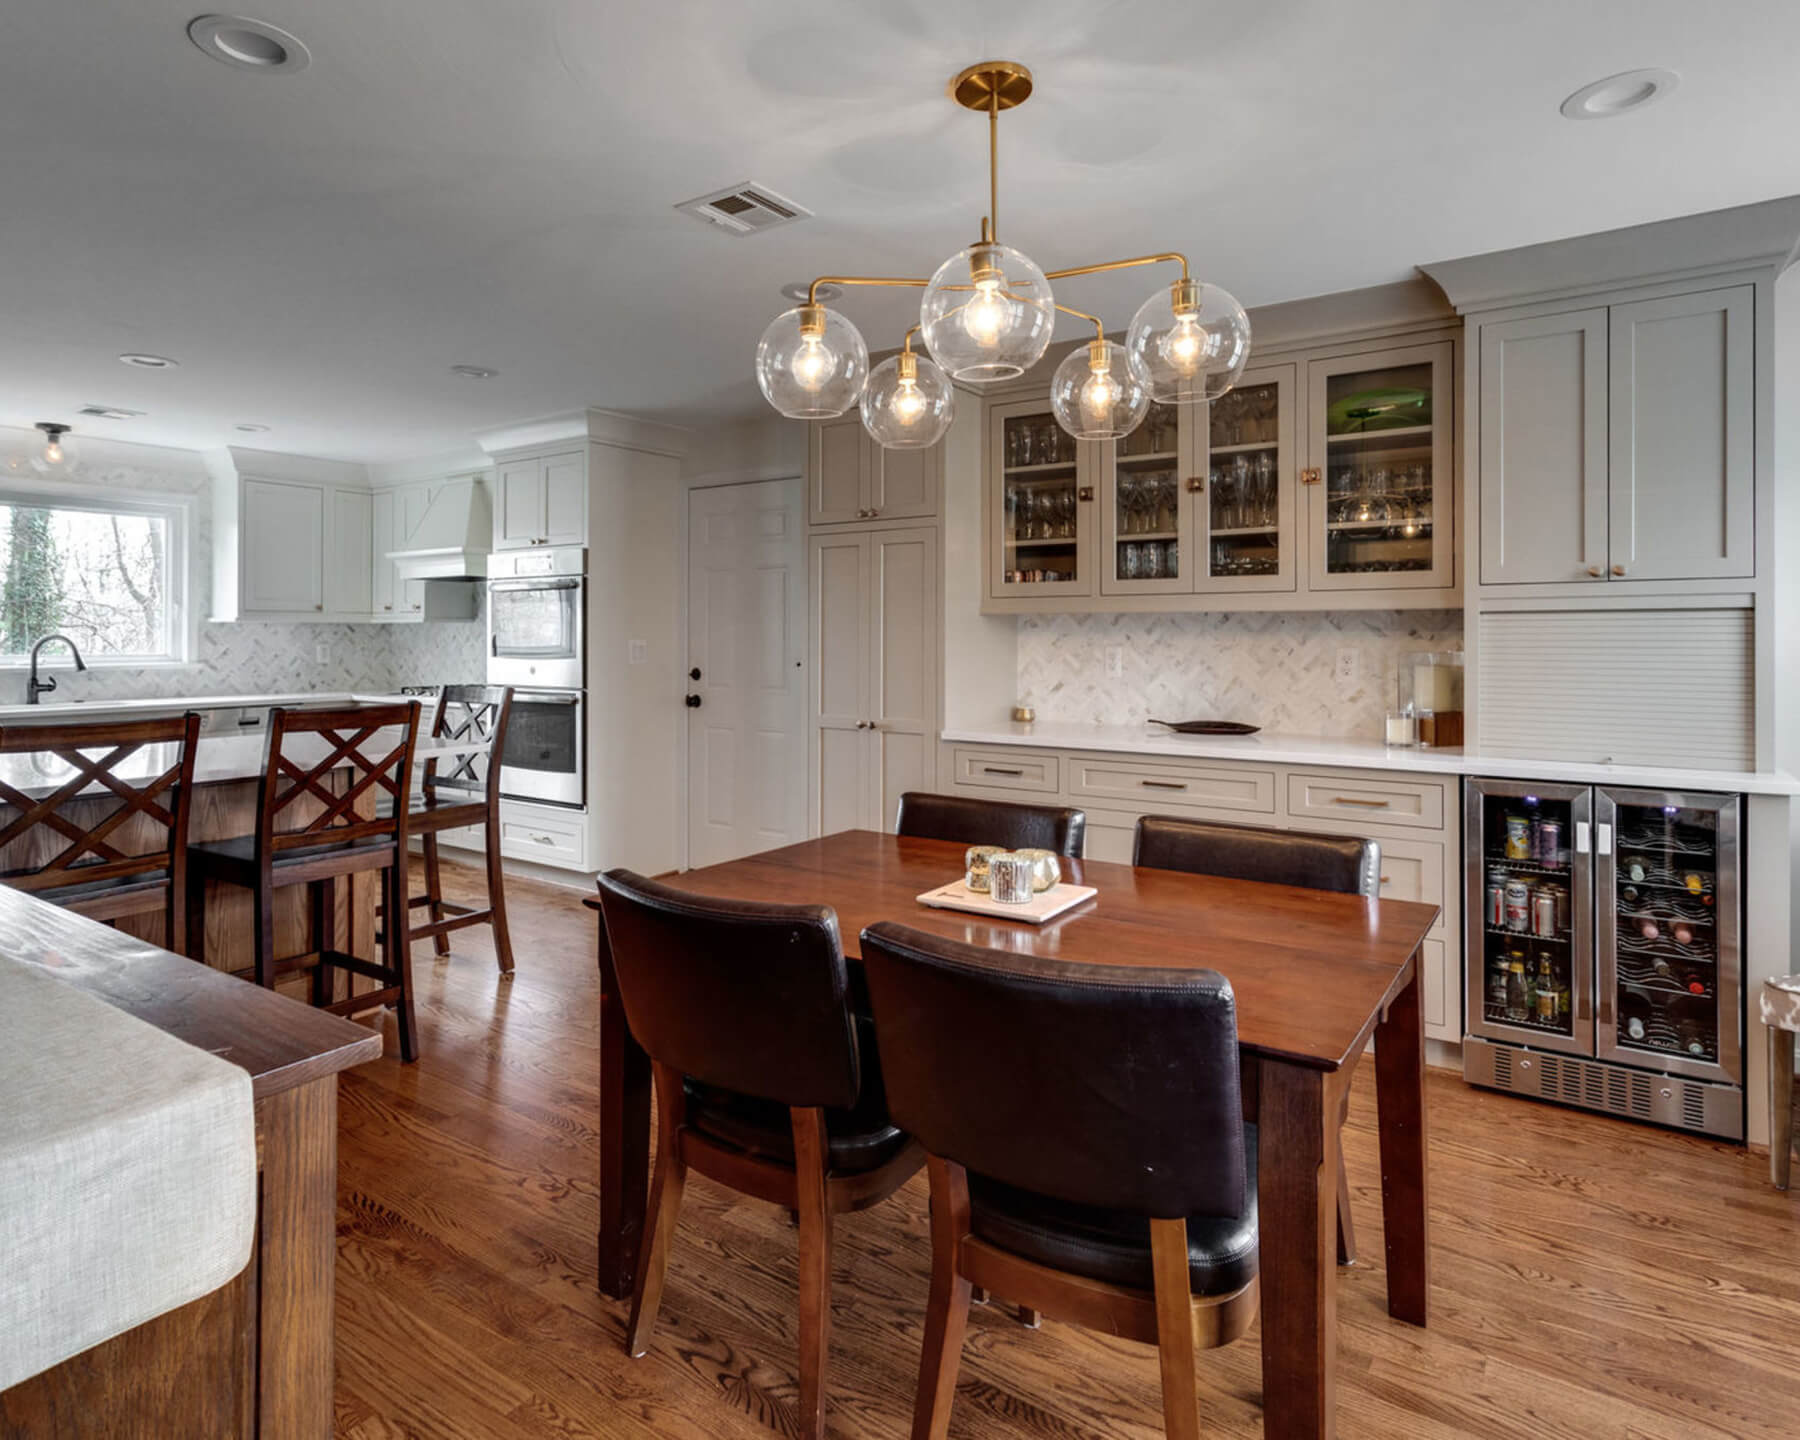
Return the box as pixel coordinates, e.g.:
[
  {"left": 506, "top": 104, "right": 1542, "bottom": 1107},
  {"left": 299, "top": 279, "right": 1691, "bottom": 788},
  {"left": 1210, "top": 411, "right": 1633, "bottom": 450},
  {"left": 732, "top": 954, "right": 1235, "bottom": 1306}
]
[
  {"left": 685, "top": 694, "right": 702, "bottom": 708},
  {"left": 688, "top": 666, "right": 702, "bottom": 681}
]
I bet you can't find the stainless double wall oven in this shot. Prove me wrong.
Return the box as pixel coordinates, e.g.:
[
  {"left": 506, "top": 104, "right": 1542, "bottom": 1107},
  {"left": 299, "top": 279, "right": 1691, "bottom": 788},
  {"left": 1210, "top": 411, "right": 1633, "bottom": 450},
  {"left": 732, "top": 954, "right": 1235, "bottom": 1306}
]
[{"left": 488, "top": 548, "right": 586, "bottom": 808}]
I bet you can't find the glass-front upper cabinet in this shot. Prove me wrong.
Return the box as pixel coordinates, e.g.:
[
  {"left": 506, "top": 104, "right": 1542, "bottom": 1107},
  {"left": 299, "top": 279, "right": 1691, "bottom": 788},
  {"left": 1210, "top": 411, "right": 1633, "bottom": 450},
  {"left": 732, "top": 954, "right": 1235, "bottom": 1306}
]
[
  {"left": 988, "top": 397, "right": 1094, "bottom": 598},
  {"left": 1202, "top": 362, "right": 1296, "bottom": 593},
  {"left": 1098, "top": 401, "right": 1191, "bottom": 596},
  {"left": 1306, "top": 341, "right": 1454, "bottom": 592}
]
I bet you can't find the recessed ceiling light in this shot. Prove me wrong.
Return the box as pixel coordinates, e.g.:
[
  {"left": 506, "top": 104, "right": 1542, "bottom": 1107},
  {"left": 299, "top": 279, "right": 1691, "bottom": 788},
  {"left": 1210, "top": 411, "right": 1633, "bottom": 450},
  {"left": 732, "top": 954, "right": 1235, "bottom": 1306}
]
[
  {"left": 1560, "top": 68, "right": 1679, "bottom": 120},
  {"left": 450, "top": 364, "right": 499, "bottom": 380},
  {"left": 781, "top": 281, "right": 842, "bottom": 304},
  {"left": 186, "top": 14, "right": 311, "bottom": 74},
  {"left": 77, "top": 405, "right": 146, "bottom": 421},
  {"left": 119, "top": 353, "right": 180, "bottom": 369},
  {"left": 234, "top": 423, "right": 271, "bottom": 433}
]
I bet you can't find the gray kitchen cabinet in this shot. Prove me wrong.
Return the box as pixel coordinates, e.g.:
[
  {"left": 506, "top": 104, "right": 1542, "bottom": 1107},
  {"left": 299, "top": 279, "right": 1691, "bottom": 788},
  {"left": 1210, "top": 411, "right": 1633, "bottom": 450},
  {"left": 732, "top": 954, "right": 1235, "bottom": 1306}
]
[
  {"left": 1476, "top": 284, "right": 1754, "bottom": 587},
  {"left": 808, "top": 416, "right": 941, "bottom": 525}
]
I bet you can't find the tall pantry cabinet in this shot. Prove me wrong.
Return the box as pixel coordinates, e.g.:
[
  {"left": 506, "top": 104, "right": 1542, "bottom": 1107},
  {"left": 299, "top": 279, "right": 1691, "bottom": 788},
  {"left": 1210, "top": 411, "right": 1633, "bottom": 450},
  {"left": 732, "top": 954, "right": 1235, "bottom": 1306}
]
[{"left": 808, "top": 416, "right": 941, "bottom": 835}]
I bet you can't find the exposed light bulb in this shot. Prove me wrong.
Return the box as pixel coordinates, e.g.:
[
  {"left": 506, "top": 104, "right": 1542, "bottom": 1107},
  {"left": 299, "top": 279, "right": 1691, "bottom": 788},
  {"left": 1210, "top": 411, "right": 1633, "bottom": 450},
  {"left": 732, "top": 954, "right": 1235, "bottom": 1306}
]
[
  {"left": 1160, "top": 312, "right": 1206, "bottom": 373},
  {"left": 43, "top": 440, "right": 63, "bottom": 465},
  {"left": 790, "top": 334, "right": 833, "bottom": 390},
  {"left": 962, "top": 281, "right": 1009, "bottom": 346},
  {"left": 1080, "top": 365, "right": 1122, "bottom": 419},
  {"left": 891, "top": 378, "right": 927, "bottom": 423}
]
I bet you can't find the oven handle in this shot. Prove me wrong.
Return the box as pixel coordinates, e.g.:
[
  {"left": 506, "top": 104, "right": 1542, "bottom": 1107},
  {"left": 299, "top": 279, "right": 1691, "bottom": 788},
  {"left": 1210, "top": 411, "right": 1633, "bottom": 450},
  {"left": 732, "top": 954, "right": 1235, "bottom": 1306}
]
[
  {"left": 508, "top": 690, "right": 583, "bottom": 706},
  {"left": 490, "top": 578, "right": 582, "bottom": 593}
]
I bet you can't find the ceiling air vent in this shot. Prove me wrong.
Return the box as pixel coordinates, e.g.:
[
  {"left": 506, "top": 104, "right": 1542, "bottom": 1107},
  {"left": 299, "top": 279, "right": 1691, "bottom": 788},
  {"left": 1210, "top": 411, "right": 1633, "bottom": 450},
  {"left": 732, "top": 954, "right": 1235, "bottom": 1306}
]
[
  {"left": 77, "top": 405, "right": 146, "bottom": 420},
  {"left": 676, "top": 182, "right": 810, "bottom": 237}
]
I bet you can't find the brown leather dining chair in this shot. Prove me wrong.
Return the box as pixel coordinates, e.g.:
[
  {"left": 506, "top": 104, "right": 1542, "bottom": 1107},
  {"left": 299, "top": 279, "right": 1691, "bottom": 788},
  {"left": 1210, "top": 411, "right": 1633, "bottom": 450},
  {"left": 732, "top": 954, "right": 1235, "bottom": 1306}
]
[
  {"left": 387, "top": 685, "right": 515, "bottom": 973},
  {"left": 594, "top": 869, "right": 924, "bottom": 1440},
  {"left": 1134, "top": 814, "right": 1378, "bottom": 1264},
  {"left": 187, "top": 701, "right": 423, "bottom": 1058},
  {"left": 895, "top": 791, "right": 1086, "bottom": 856},
  {"left": 0, "top": 713, "right": 201, "bottom": 952},
  {"left": 859, "top": 921, "right": 1259, "bottom": 1440}
]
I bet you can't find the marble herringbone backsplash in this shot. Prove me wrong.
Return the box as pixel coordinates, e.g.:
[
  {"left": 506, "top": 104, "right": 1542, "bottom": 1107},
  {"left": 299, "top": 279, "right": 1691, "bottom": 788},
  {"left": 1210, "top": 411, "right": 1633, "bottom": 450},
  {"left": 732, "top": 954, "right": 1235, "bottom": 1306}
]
[{"left": 1017, "top": 610, "right": 1464, "bottom": 740}]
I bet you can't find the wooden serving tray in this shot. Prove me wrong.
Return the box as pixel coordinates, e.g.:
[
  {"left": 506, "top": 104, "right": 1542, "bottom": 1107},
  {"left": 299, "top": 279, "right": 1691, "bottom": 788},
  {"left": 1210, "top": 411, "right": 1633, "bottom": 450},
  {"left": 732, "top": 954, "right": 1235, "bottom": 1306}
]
[{"left": 915, "top": 879, "right": 1099, "bottom": 925}]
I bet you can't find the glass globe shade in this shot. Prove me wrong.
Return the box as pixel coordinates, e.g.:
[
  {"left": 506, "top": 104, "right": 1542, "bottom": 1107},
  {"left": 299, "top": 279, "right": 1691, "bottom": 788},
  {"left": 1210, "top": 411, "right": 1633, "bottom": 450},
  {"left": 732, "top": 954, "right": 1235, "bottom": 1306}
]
[
  {"left": 1051, "top": 339, "right": 1149, "bottom": 442},
  {"left": 860, "top": 351, "right": 955, "bottom": 449},
  {"left": 919, "top": 241, "right": 1054, "bottom": 384},
  {"left": 1124, "top": 280, "right": 1252, "bottom": 403},
  {"left": 29, "top": 427, "right": 79, "bottom": 476},
  {"left": 755, "top": 305, "right": 868, "bottom": 419}
]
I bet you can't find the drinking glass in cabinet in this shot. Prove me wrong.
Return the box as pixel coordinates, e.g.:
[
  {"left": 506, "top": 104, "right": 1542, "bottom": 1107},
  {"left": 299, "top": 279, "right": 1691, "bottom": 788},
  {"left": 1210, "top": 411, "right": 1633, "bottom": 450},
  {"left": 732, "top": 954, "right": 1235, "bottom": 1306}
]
[{"left": 1210, "top": 383, "right": 1278, "bottom": 448}]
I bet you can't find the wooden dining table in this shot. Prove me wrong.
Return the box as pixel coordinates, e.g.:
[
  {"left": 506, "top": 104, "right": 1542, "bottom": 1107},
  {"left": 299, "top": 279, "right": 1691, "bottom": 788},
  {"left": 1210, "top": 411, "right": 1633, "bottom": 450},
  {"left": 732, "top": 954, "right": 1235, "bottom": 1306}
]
[{"left": 586, "top": 831, "right": 1439, "bottom": 1440}]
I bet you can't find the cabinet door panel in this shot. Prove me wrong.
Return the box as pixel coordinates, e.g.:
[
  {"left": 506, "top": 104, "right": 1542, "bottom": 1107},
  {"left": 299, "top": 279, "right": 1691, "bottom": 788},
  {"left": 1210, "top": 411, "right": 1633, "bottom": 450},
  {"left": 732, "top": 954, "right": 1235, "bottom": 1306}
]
[
  {"left": 242, "top": 479, "right": 324, "bottom": 614},
  {"left": 870, "top": 444, "right": 939, "bottom": 520},
  {"left": 330, "top": 488, "right": 374, "bottom": 617},
  {"left": 1478, "top": 308, "right": 1608, "bottom": 585},
  {"left": 1099, "top": 401, "right": 1193, "bottom": 595},
  {"left": 817, "top": 728, "right": 866, "bottom": 837},
  {"left": 496, "top": 462, "right": 542, "bottom": 549},
  {"left": 809, "top": 418, "right": 868, "bottom": 525},
  {"left": 870, "top": 528, "right": 937, "bottom": 822},
  {"left": 810, "top": 532, "right": 871, "bottom": 832},
  {"left": 1200, "top": 364, "right": 1298, "bottom": 593},
  {"left": 989, "top": 398, "right": 1094, "bottom": 598},
  {"left": 371, "top": 490, "right": 398, "bottom": 617},
  {"left": 1608, "top": 286, "right": 1754, "bottom": 581},
  {"left": 541, "top": 452, "right": 587, "bottom": 545}
]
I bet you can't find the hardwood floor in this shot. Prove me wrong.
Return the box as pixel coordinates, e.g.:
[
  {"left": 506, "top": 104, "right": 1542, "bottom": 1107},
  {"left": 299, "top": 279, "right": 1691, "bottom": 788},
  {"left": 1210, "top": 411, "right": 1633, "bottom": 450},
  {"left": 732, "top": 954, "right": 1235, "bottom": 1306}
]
[{"left": 336, "top": 857, "right": 1800, "bottom": 1439}]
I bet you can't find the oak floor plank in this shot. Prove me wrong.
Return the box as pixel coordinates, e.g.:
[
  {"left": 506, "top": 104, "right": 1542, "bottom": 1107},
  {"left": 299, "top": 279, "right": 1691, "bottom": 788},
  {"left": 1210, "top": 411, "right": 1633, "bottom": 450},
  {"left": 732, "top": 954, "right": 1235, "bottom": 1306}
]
[{"left": 331, "top": 858, "right": 1800, "bottom": 1438}]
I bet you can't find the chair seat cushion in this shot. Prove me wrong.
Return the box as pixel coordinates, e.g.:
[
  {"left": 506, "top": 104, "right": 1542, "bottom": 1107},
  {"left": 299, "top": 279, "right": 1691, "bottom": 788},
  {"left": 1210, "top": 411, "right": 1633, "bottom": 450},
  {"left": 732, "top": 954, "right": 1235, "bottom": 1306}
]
[
  {"left": 376, "top": 794, "right": 487, "bottom": 831},
  {"left": 967, "top": 1123, "right": 1259, "bottom": 1297},
  {"left": 682, "top": 1075, "right": 909, "bottom": 1176},
  {"left": 189, "top": 833, "right": 394, "bottom": 874}
]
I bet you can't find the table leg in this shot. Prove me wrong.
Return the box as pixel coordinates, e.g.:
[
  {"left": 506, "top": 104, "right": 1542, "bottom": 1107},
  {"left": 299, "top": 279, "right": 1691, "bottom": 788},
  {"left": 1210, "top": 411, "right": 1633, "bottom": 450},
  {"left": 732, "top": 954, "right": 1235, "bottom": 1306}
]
[
  {"left": 1373, "top": 955, "right": 1430, "bottom": 1326},
  {"left": 596, "top": 903, "right": 651, "bottom": 1299},
  {"left": 256, "top": 1076, "right": 338, "bottom": 1440},
  {"left": 1256, "top": 1058, "right": 1338, "bottom": 1440}
]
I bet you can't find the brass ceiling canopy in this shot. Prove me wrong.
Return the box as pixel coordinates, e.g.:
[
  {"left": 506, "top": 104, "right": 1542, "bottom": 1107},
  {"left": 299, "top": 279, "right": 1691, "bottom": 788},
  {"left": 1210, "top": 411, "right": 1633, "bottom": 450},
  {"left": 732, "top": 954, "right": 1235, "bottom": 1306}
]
[
  {"left": 949, "top": 59, "right": 1034, "bottom": 113},
  {"left": 752, "top": 60, "right": 1251, "bottom": 450}
]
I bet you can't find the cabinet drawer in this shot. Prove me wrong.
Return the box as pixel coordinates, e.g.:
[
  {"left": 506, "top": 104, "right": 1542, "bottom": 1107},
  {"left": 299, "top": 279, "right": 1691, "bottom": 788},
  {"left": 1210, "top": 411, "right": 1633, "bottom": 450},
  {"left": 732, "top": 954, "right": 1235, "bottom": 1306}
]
[
  {"left": 951, "top": 747, "right": 1060, "bottom": 794},
  {"left": 499, "top": 809, "right": 586, "bottom": 869},
  {"left": 1285, "top": 771, "right": 1446, "bottom": 831},
  {"left": 1067, "top": 757, "right": 1275, "bottom": 814}
]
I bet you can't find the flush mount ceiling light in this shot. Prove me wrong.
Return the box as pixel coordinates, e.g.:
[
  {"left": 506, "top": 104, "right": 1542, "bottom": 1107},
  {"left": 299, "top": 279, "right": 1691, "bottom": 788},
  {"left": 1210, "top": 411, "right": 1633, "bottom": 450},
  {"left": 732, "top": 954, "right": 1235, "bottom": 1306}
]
[
  {"left": 449, "top": 364, "right": 499, "bottom": 380},
  {"left": 76, "top": 404, "right": 145, "bottom": 421},
  {"left": 187, "top": 14, "right": 311, "bottom": 74},
  {"left": 754, "top": 60, "right": 1249, "bottom": 448},
  {"left": 1560, "top": 68, "right": 1679, "bottom": 120},
  {"left": 30, "top": 423, "right": 78, "bottom": 476},
  {"left": 118, "top": 352, "right": 180, "bottom": 369}
]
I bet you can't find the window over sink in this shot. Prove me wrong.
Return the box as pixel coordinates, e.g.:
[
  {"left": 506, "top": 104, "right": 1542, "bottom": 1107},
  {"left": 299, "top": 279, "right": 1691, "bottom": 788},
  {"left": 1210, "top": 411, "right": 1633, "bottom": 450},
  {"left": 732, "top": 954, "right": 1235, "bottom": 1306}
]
[{"left": 0, "top": 482, "right": 190, "bottom": 666}]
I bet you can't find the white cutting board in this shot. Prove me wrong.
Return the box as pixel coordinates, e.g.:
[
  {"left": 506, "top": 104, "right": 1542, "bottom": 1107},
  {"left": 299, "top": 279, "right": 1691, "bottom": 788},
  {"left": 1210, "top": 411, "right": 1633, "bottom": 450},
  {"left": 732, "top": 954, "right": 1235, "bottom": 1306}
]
[{"left": 915, "top": 879, "right": 1099, "bottom": 925}]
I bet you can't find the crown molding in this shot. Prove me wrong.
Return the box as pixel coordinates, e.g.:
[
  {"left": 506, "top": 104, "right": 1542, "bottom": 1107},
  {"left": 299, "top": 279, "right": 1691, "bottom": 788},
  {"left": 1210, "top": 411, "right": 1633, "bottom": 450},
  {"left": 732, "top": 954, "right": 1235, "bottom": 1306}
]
[{"left": 477, "top": 407, "right": 690, "bottom": 459}]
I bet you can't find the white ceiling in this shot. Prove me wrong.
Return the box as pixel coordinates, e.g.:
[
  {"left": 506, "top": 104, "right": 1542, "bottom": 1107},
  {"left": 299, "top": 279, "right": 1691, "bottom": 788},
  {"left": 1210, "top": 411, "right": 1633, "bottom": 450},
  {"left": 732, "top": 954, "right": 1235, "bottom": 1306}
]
[{"left": 3, "top": 0, "right": 1797, "bottom": 463}]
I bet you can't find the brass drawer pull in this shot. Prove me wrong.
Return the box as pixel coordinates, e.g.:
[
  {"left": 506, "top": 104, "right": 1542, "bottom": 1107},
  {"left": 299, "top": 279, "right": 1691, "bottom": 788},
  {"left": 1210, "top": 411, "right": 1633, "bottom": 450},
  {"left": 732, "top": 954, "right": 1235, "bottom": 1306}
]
[
  {"left": 1141, "top": 779, "right": 1188, "bottom": 790},
  {"left": 1301, "top": 467, "right": 1322, "bottom": 486},
  {"left": 1332, "top": 796, "right": 1392, "bottom": 808},
  {"left": 1380, "top": 875, "right": 1392, "bottom": 885},
  {"left": 982, "top": 765, "right": 1024, "bottom": 776}
]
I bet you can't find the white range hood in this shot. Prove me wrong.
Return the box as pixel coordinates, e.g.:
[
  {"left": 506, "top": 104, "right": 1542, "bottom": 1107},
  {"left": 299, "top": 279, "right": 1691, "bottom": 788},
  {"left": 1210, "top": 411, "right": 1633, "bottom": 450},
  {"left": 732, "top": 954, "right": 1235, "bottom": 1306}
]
[{"left": 389, "top": 478, "right": 492, "bottom": 581}]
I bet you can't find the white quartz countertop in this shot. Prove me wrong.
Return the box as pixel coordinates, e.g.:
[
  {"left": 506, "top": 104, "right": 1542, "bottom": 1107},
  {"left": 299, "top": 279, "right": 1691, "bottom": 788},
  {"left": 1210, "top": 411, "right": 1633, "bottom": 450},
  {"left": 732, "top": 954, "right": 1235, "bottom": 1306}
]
[
  {"left": 0, "top": 691, "right": 417, "bottom": 723},
  {"left": 940, "top": 722, "right": 1800, "bottom": 797}
]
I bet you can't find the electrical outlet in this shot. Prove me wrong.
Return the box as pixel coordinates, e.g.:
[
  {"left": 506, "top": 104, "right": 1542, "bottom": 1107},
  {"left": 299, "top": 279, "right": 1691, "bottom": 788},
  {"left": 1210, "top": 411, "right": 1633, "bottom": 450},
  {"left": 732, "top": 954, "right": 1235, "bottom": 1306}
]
[
  {"left": 1105, "top": 644, "right": 1124, "bottom": 679},
  {"left": 1335, "top": 648, "right": 1357, "bottom": 684},
  {"left": 628, "top": 639, "right": 647, "bottom": 666},
  {"left": 314, "top": 642, "right": 330, "bottom": 665}
]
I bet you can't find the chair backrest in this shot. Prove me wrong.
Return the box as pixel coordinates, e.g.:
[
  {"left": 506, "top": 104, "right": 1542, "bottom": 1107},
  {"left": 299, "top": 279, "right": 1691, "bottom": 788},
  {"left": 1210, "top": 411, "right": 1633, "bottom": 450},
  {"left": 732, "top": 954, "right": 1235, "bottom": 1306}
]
[
  {"left": 423, "top": 685, "right": 512, "bottom": 800},
  {"left": 0, "top": 713, "right": 202, "bottom": 893},
  {"left": 257, "top": 702, "right": 420, "bottom": 860},
  {"left": 894, "top": 791, "right": 1086, "bottom": 857},
  {"left": 1133, "top": 815, "right": 1379, "bottom": 897},
  {"left": 859, "top": 921, "right": 1246, "bottom": 1221},
  {"left": 595, "top": 869, "right": 861, "bottom": 1111}
]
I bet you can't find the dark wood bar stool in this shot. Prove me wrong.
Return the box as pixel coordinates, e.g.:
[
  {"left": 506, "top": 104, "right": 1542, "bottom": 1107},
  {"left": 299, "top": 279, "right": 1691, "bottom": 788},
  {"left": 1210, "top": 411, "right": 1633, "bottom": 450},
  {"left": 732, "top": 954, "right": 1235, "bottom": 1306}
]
[
  {"left": 187, "top": 701, "right": 423, "bottom": 1059},
  {"left": 895, "top": 791, "right": 1086, "bottom": 855},
  {"left": 390, "top": 685, "right": 515, "bottom": 974},
  {"left": 594, "top": 869, "right": 924, "bottom": 1440},
  {"left": 1134, "top": 814, "right": 1378, "bottom": 1265},
  {"left": 0, "top": 712, "right": 201, "bottom": 951},
  {"left": 860, "top": 922, "right": 1259, "bottom": 1440}
]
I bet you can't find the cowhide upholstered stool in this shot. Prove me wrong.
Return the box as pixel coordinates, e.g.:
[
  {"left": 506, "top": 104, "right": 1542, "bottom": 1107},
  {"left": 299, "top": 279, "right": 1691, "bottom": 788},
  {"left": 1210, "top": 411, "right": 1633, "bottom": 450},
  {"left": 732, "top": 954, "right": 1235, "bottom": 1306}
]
[{"left": 1762, "top": 975, "right": 1800, "bottom": 1190}]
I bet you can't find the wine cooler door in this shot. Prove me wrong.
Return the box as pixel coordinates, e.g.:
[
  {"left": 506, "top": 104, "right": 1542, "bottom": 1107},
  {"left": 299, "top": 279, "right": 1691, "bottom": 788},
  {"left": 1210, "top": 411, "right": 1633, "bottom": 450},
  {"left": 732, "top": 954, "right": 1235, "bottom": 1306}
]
[
  {"left": 1595, "top": 789, "right": 1742, "bottom": 1085},
  {"left": 1463, "top": 778, "right": 1594, "bottom": 1057}
]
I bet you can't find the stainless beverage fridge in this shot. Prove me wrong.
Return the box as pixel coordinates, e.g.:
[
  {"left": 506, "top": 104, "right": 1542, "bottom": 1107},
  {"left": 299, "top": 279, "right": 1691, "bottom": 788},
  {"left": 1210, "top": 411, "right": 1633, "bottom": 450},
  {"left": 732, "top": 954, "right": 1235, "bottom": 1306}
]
[{"left": 1462, "top": 778, "right": 1742, "bottom": 1139}]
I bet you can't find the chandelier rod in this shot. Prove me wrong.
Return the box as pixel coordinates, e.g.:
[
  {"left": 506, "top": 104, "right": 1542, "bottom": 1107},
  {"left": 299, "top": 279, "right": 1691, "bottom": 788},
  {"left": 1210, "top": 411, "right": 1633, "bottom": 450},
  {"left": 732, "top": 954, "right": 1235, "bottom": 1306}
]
[
  {"left": 989, "top": 86, "right": 1000, "bottom": 242},
  {"left": 806, "top": 275, "right": 928, "bottom": 307},
  {"left": 1053, "top": 302, "right": 1106, "bottom": 342},
  {"left": 1045, "top": 252, "right": 1190, "bottom": 283}
]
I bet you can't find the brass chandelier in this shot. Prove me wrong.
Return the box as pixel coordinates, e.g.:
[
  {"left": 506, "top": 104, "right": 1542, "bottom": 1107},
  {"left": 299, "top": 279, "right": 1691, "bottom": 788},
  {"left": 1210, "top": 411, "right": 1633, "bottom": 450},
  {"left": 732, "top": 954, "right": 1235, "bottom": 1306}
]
[{"left": 755, "top": 60, "right": 1251, "bottom": 450}]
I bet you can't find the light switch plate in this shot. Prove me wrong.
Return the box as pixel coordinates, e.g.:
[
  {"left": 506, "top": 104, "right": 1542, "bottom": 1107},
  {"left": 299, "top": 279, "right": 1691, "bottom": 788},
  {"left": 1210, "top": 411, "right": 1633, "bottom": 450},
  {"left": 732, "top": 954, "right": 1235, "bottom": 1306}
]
[
  {"left": 628, "top": 639, "right": 647, "bottom": 665},
  {"left": 314, "top": 642, "right": 330, "bottom": 665},
  {"left": 1335, "top": 648, "right": 1357, "bottom": 683}
]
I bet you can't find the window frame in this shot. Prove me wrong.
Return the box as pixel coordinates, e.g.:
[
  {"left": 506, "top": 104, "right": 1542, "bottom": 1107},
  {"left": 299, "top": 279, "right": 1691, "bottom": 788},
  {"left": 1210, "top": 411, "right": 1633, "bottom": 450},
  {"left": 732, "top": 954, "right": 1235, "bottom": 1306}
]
[{"left": 0, "top": 478, "right": 195, "bottom": 668}]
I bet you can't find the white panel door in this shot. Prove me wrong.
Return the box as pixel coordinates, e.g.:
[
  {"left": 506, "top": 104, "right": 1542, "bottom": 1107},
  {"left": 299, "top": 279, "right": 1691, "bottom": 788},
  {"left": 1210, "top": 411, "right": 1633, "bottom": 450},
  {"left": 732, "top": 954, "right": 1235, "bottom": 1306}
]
[
  {"left": 810, "top": 529, "right": 871, "bottom": 834},
  {"left": 685, "top": 479, "right": 808, "bottom": 868},
  {"left": 241, "top": 478, "right": 325, "bottom": 615},
  {"left": 1608, "top": 285, "right": 1754, "bottom": 581},
  {"left": 495, "top": 461, "right": 544, "bottom": 549},
  {"left": 1478, "top": 308, "right": 1609, "bottom": 585},
  {"left": 541, "top": 452, "right": 587, "bottom": 545},
  {"left": 868, "top": 527, "right": 937, "bottom": 832},
  {"left": 329, "top": 487, "right": 374, "bottom": 617}
]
